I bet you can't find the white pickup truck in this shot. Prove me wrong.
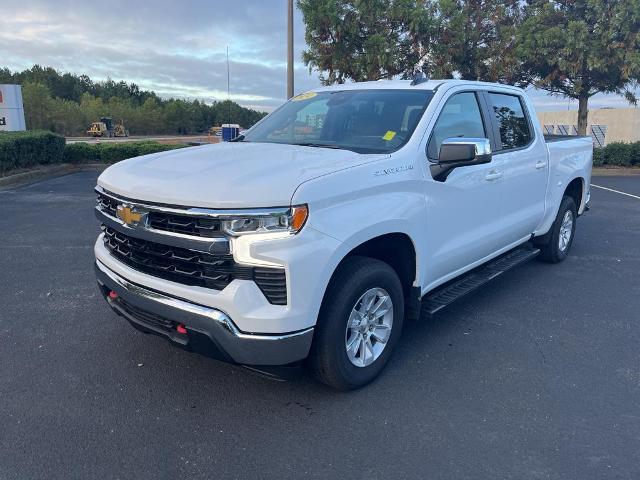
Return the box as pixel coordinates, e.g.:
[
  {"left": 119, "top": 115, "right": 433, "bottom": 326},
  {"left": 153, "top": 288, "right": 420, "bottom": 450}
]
[{"left": 94, "top": 79, "right": 592, "bottom": 389}]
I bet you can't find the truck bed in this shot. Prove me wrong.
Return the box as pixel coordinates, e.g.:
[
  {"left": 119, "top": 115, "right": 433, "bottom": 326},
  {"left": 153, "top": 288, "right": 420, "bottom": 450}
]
[{"left": 544, "top": 134, "right": 591, "bottom": 143}]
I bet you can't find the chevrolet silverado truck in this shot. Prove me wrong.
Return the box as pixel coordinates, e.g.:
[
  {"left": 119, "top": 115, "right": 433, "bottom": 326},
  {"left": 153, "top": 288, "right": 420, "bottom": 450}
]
[{"left": 94, "top": 79, "right": 592, "bottom": 390}]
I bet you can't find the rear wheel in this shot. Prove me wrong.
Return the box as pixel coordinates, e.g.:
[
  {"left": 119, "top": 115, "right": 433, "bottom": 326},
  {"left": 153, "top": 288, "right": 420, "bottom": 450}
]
[
  {"left": 310, "top": 256, "right": 404, "bottom": 390},
  {"left": 536, "top": 195, "right": 577, "bottom": 263}
]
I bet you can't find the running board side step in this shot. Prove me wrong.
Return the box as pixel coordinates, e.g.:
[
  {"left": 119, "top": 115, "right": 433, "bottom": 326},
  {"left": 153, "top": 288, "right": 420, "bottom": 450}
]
[{"left": 422, "top": 246, "right": 540, "bottom": 315}]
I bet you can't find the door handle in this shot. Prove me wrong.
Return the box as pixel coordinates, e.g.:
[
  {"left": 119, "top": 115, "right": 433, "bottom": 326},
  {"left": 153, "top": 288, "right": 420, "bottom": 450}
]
[
  {"left": 535, "top": 160, "right": 547, "bottom": 169},
  {"left": 485, "top": 170, "right": 503, "bottom": 181}
]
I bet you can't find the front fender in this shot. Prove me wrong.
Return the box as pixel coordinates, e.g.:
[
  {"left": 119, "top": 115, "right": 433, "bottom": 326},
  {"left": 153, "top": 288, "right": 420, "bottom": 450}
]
[{"left": 292, "top": 156, "right": 428, "bottom": 290}]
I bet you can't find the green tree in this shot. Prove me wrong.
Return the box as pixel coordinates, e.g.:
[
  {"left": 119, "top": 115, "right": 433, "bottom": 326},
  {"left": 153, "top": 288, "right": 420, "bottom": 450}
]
[
  {"left": 0, "top": 67, "right": 14, "bottom": 83},
  {"left": 431, "top": 0, "right": 524, "bottom": 83},
  {"left": 138, "top": 97, "right": 164, "bottom": 134},
  {"left": 49, "top": 98, "right": 87, "bottom": 136},
  {"left": 518, "top": 0, "right": 640, "bottom": 134},
  {"left": 10, "top": 66, "right": 267, "bottom": 135},
  {"left": 298, "top": 0, "right": 435, "bottom": 84},
  {"left": 80, "top": 93, "right": 107, "bottom": 126},
  {"left": 21, "top": 82, "right": 54, "bottom": 130}
]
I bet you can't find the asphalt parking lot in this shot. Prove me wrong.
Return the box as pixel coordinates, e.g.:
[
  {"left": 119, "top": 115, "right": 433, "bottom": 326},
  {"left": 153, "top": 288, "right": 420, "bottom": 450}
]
[{"left": 1, "top": 171, "right": 639, "bottom": 480}]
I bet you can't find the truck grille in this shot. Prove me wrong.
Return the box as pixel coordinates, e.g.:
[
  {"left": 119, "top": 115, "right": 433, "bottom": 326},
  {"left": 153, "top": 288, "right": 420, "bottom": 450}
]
[
  {"left": 148, "top": 212, "right": 223, "bottom": 237},
  {"left": 97, "top": 191, "right": 118, "bottom": 217},
  {"left": 97, "top": 190, "right": 224, "bottom": 238},
  {"left": 102, "top": 227, "right": 287, "bottom": 304}
]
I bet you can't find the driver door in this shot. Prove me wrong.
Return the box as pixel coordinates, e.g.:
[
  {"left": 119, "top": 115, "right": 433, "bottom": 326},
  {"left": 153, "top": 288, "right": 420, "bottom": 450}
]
[{"left": 422, "top": 90, "right": 506, "bottom": 288}]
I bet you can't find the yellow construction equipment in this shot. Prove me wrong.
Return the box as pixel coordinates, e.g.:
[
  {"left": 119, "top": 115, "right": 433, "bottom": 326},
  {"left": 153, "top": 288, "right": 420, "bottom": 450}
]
[
  {"left": 86, "top": 117, "right": 129, "bottom": 137},
  {"left": 87, "top": 120, "right": 109, "bottom": 137},
  {"left": 113, "top": 119, "right": 129, "bottom": 137}
]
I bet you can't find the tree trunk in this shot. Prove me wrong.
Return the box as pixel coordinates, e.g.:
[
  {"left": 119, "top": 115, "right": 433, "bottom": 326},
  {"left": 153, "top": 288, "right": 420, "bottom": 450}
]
[{"left": 577, "top": 95, "right": 589, "bottom": 135}]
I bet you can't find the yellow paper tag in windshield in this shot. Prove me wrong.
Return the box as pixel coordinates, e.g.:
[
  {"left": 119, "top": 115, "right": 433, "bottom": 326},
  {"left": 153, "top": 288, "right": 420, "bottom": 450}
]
[
  {"left": 292, "top": 91, "right": 317, "bottom": 101},
  {"left": 383, "top": 131, "right": 397, "bottom": 141}
]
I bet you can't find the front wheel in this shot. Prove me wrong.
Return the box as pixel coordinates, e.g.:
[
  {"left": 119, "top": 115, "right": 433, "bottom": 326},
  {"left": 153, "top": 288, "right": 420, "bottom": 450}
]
[
  {"left": 310, "top": 256, "right": 404, "bottom": 390},
  {"left": 536, "top": 195, "right": 577, "bottom": 263}
]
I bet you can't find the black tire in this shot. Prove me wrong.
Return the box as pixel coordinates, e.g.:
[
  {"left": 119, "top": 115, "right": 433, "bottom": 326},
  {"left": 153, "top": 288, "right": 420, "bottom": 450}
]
[
  {"left": 310, "top": 256, "right": 404, "bottom": 390},
  {"left": 535, "top": 195, "right": 577, "bottom": 263}
]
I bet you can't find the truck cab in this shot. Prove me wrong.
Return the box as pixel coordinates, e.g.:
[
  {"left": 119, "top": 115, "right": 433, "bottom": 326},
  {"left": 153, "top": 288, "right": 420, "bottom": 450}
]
[{"left": 94, "top": 80, "right": 592, "bottom": 389}]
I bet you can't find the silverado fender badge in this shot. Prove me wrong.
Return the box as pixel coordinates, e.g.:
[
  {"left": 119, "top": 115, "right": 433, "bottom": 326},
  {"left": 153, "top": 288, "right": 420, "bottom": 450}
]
[{"left": 373, "top": 165, "right": 414, "bottom": 176}]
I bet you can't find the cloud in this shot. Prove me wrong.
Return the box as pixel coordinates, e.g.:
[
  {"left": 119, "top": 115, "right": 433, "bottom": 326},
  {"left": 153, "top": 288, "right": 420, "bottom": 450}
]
[
  {"left": 0, "top": 0, "right": 319, "bottom": 111},
  {"left": 0, "top": 1, "right": 634, "bottom": 112}
]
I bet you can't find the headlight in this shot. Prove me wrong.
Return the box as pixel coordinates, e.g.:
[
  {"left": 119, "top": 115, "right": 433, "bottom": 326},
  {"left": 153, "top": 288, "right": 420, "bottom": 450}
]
[{"left": 222, "top": 205, "right": 308, "bottom": 236}]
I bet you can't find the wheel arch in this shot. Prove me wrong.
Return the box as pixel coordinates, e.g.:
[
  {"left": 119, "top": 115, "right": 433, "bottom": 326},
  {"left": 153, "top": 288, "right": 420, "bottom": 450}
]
[
  {"left": 564, "top": 176, "right": 584, "bottom": 212},
  {"left": 320, "top": 232, "right": 420, "bottom": 320},
  {"left": 535, "top": 175, "right": 584, "bottom": 246},
  {"left": 535, "top": 175, "right": 587, "bottom": 239}
]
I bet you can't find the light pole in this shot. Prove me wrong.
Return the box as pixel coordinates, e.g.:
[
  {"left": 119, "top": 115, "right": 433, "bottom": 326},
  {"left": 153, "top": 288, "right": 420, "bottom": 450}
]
[{"left": 287, "top": 0, "right": 294, "bottom": 99}]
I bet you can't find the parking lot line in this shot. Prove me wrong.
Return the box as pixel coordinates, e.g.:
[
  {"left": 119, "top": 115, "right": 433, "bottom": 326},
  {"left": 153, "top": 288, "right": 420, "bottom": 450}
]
[{"left": 591, "top": 183, "right": 640, "bottom": 200}]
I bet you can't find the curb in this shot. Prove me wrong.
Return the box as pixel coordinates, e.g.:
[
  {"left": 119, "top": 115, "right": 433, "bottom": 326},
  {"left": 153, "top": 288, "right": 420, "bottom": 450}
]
[
  {"left": 592, "top": 167, "right": 640, "bottom": 176},
  {"left": 0, "top": 163, "right": 106, "bottom": 190}
]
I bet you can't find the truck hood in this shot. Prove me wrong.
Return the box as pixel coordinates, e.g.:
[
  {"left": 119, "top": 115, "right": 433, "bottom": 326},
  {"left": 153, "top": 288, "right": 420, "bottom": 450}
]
[{"left": 98, "top": 142, "right": 386, "bottom": 208}]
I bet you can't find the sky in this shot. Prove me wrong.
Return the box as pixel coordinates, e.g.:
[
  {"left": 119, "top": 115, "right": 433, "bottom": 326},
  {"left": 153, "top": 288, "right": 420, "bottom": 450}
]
[{"left": 0, "top": 0, "right": 635, "bottom": 113}]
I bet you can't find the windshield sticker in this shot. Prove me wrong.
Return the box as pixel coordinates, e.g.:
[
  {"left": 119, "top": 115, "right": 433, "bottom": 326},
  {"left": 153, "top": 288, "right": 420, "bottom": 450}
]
[
  {"left": 291, "top": 91, "right": 318, "bottom": 102},
  {"left": 382, "top": 131, "right": 397, "bottom": 141}
]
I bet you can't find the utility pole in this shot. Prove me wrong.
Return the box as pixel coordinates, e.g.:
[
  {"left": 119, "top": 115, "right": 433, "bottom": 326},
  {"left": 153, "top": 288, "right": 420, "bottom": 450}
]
[
  {"left": 287, "top": 0, "right": 294, "bottom": 99},
  {"left": 226, "top": 45, "right": 231, "bottom": 124}
]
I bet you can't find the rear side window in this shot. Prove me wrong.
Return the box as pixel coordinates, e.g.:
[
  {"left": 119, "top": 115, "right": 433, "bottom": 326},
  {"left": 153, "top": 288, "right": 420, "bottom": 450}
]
[
  {"left": 427, "top": 92, "right": 486, "bottom": 159},
  {"left": 488, "top": 93, "right": 532, "bottom": 150}
]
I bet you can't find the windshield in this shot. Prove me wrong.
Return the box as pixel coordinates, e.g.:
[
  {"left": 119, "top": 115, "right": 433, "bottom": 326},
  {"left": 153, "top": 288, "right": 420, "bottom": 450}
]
[{"left": 242, "top": 89, "right": 434, "bottom": 154}]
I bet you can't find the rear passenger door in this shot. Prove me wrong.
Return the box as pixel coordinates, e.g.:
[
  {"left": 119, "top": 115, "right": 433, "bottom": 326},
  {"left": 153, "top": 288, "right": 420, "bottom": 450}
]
[{"left": 484, "top": 91, "right": 548, "bottom": 242}]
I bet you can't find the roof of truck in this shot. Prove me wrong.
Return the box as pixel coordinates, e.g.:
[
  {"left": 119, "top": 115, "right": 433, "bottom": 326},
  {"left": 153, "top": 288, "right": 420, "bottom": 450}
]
[{"left": 311, "top": 79, "right": 524, "bottom": 93}]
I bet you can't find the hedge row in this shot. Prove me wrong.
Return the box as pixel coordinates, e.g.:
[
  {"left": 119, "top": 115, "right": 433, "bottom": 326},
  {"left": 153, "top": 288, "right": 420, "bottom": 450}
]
[
  {"left": 3, "top": 130, "right": 640, "bottom": 177},
  {"left": 593, "top": 142, "right": 640, "bottom": 167},
  {"left": 0, "top": 130, "right": 190, "bottom": 176},
  {"left": 0, "top": 130, "right": 65, "bottom": 175},
  {"left": 63, "top": 141, "right": 188, "bottom": 164}
]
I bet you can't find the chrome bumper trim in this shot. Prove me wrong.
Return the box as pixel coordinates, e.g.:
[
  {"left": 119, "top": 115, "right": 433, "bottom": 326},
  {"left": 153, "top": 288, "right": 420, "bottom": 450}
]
[{"left": 95, "top": 260, "right": 313, "bottom": 365}]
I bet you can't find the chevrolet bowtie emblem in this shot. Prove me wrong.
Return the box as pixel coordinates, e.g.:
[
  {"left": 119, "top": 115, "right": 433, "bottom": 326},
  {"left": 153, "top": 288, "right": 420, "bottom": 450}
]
[{"left": 116, "top": 205, "right": 144, "bottom": 226}]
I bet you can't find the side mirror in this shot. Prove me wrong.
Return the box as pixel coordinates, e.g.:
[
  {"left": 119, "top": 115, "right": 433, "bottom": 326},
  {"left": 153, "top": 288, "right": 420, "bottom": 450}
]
[{"left": 430, "top": 138, "right": 492, "bottom": 181}]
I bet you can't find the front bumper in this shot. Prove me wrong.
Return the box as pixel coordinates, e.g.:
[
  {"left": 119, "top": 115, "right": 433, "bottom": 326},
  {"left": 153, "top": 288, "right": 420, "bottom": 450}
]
[{"left": 95, "top": 260, "right": 314, "bottom": 366}]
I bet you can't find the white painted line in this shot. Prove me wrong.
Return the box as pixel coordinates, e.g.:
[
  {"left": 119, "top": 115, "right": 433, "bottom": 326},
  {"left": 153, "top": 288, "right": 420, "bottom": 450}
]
[{"left": 590, "top": 183, "right": 640, "bottom": 200}]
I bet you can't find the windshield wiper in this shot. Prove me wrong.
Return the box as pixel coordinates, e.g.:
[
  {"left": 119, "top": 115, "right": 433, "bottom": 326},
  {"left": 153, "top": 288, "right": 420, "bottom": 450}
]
[{"left": 293, "top": 142, "right": 345, "bottom": 150}]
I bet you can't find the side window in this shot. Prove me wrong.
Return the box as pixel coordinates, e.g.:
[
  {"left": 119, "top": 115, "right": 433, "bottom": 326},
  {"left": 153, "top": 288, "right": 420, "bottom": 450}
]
[
  {"left": 488, "top": 93, "right": 532, "bottom": 150},
  {"left": 427, "top": 92, "right": 486, "bottom": 159}
]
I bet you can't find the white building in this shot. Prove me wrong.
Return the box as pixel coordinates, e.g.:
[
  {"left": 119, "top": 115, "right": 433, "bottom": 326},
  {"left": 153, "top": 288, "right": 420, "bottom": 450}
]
[
  {"left": 537, "top": 108, "right": 640, "bottom": 147},
  {"left": 0, "top": 85, "right": 27, "bottom": 131}
]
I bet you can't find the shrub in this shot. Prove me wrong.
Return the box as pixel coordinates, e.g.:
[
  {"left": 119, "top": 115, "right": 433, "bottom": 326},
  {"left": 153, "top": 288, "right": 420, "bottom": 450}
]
[
  {"left": 604, "top": 142, "right": 632, "bottom": 166},
  {"left": 592, "top": 147, "right": 604, "bottom": 166},
  {"left": 593, "top": 141, "right": 640, "bottom": 167},
  {"left": 63, "top": 142, "right": 101, "bottom": 163},
  {"left": 0, "top": 130, "right": 65, "bottom": 175},
  {"left": 63, "top": 141, "right": 189, "bottom": 164},
  {"left": 630, "top": 142, "right": 640, "bottom": 166},
  {"left": 0, "top": 132, "right": 192, "bottom": 176}
]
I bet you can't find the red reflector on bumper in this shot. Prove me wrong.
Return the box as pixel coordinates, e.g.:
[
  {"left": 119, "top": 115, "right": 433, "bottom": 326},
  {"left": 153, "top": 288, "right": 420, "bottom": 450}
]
[
  {"left": 176, "top": 324, "right": 187, "bottom": 334},
  {"left": 108, "top": 291, "right": 118, "bottom": 299}
]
